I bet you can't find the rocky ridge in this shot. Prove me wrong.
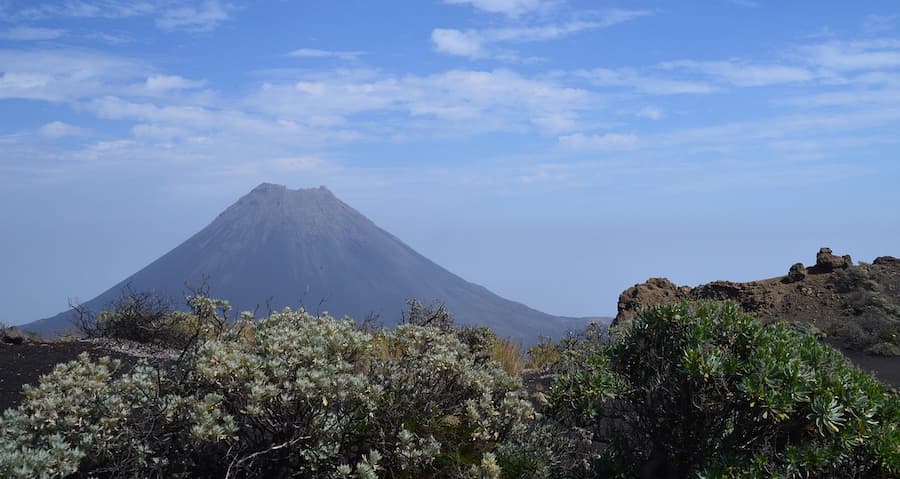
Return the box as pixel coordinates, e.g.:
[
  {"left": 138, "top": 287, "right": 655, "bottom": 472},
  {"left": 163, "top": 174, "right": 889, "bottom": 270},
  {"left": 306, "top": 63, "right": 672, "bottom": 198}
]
[{"left": 615, "top": 248, "right": 900, "bottom": 356}]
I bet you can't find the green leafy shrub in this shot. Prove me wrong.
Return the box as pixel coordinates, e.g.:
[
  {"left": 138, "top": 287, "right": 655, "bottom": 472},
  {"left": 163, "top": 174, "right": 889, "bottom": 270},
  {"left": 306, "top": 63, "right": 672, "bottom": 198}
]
[
  {"left": 549, "top": 301, "right": 900, "bottom": 478},
  {"left": 0, "top": 306, "right": 532, "bottom": 478}
]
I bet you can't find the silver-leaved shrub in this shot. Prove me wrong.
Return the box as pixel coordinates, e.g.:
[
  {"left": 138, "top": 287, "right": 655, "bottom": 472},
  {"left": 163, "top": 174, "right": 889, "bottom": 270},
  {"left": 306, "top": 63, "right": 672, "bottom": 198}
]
[{"left": 0, "top": 306, "right": 533, "bottom": 478}]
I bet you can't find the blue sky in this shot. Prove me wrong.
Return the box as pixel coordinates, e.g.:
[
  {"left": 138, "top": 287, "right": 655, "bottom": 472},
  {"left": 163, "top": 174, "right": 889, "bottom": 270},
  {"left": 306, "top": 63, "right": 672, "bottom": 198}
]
[{"left": 2, "top": 0, "right": 899, "bottom": 324}]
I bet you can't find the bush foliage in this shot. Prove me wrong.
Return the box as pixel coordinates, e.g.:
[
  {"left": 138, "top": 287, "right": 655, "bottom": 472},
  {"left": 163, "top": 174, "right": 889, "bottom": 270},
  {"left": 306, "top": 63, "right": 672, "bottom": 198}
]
[
  {"left": 549, "top": 301, "right": 899, "bottom": 478},
  {"left": 2, "top": 299, "right": 897, "bottom": 478},
  {"left": 1, "top": 304, "right": 534, "bottom": 478}
]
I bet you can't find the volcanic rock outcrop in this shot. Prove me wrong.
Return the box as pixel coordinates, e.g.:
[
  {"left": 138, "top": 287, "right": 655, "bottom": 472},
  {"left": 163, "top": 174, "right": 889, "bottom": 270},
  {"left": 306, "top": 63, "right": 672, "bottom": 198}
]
[{"left": 613, "top": 248, "right": 900, "bottom": 356}]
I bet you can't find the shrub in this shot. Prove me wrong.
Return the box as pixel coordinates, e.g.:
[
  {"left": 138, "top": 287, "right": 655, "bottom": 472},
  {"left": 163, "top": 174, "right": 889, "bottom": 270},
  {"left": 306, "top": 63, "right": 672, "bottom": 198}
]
[
  {"left": 74, "top": 287, "right": 231, "bottom": 350},
  {"left": 404, "top": 300, "right": 525, "bottom": 377},
  {"left": 525, "top": 337, "right": 560, "bottom": 370},
  {"left": 0, "top": 306, "right": 533, "bottom": 478},
  {"left": 548, "top": 301, "right": 900, "bottom": 478}
]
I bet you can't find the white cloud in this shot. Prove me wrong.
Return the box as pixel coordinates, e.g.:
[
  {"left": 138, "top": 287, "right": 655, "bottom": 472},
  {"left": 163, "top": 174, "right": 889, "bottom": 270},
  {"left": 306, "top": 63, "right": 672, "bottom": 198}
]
[
  {"left": 800, "top": 40, "right": 900, "bottom": 71},
  {"left": 863, "top": 14, "right": 897, "bottom": 34},
  {"left": 247, "top": 68, "right": 592, "bottom": 135},
  {"left": 517, "top": 162, "right": 576, "bottom": 185},
  {"left": 286, "top": 48, "right": 367, "bottom": 61},
  {"left": 0, "top": 49, "right": 146, "bottom": 101},
  {"left": 777, "top": 88, "right": 900, "bottom": 108},
  {"left": 559, "top": 132, "right": 637, "bottom": 151},
  {"left": 0, "top": 26, "right": 66, "bottom": 41},
  {"left": 269, "top": 156, "right": 325, "bottom": 172},
  {"left": 5, "top": 1, "right": 233, "bottom": 33},
  {"left": 581, "top": 68, "right": 717, "bottom": 95},
  {"left": 431, "top": 9, "right": 654, "bottom": 59},
  {"left": 38, "top": 121, "right": 90, "bottom": 139},
  {"left": 156, "top": 1, "right": 233, "bottom": 32},
  {"left": 85, "top": 32, "right": 134, "bottom": 44},
  {"left": 432, "top": 29, "right": 486, "bottom": 58},
  {"left": 660, "top": 60, "right": 815, "bottom": 87},
  {"left": 7, "top": 1, "right": 155, "bottom": 20},
  {"left": 635, "top": 106, "right": 663, "bottom": 120},
  {"left": 131, "top": 123, "right": 192, "bottom": 140},
  {"left": 144, "top": 75, "right": 206, "bottom": 92},
  {"left": 444, "top": 0, "right": 546, "bottom": 17}
]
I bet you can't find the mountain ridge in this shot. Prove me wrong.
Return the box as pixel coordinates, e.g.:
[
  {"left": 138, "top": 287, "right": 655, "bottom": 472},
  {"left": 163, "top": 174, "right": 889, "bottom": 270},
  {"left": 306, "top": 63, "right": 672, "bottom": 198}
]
[
  {"left": 615, "top": 247, "right": 900, "bottom": 358},
  {"left": 24, "top": 183, "right": 602, "bottom": 343}
]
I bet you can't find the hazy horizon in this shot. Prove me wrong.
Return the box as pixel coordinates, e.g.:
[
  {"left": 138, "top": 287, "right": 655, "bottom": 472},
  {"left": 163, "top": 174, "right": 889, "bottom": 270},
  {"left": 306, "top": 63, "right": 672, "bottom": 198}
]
[{"left": 2, "top": 1, "right": 899, "bottom": 325}]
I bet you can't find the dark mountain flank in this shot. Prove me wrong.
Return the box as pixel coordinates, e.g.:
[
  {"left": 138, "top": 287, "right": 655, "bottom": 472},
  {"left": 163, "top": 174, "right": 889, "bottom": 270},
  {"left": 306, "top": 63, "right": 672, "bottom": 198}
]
[{"left": 25, "top": 183, "right": 593, "bottom": 343}]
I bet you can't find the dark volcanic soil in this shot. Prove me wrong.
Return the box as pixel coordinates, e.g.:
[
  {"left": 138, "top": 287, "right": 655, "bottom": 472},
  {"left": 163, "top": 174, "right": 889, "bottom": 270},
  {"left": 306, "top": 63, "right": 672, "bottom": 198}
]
[
  {"left": 832, "top": 344, "right": 900, "bottom": 389},
  {"left": 0, "top": 341, "right": 140, "bottom": 413}
]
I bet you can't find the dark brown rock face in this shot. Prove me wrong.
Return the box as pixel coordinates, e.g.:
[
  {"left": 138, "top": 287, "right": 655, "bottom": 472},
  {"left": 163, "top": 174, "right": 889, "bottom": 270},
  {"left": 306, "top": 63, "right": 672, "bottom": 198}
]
[
  {"left": 874, "top": 256, "right": 899, "bottom": 266},
  {"left": 613, "top": 247, "right": 880, "bottom": 330},
  {"left": 615, "top": 278, "right": 690, "bottom": 327},
  {"left": 785, "top": 262, "right": 807, "bottom": 283},
  {"left": 611, "top": 248, "right": 900, "bottom": 386},
  {"left": 811, "top": 247, "right": 852, "bottom": 274}
]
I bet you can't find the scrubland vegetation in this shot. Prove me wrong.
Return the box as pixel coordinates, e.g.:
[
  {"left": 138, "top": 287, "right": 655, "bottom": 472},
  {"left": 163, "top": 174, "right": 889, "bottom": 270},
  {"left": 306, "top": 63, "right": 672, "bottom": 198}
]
[
  {"left": 1, "top": 296, "right": 897, "bottom": 478},
  {"left": 827, "top": 264, "right": 900, "bottom": 356}
]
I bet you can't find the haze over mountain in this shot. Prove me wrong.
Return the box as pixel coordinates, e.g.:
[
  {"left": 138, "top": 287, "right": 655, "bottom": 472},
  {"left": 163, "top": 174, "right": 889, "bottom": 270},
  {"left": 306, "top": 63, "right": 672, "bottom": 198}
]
[{"left": 23, "top": 183, "right": 597, "bottom": 342}]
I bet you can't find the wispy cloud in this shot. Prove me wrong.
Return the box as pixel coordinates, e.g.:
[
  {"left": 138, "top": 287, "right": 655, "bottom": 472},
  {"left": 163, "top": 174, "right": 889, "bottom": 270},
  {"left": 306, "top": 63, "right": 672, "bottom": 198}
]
[
  {"left": 443, "top": 0, "right": 549, "bottom": 18},
  {"left": 144, "top": 75, "right": 206, "bottom": 92},
  {"left": 38, "top": 121, "right": 91, "bottom": 139},
  {"left": 286, "top": 48, "right": 367, "bottom": 61},
  {"left": 432, "top": 9, "right": 654, "bottom": 59},
  {"left": 579, "top": 67, "right": 717, "bottom": 95},
  {"left": 269, "top": 156, "right": 326, "bottom": 172},
  {"left": 0, "top": 48, "right": 147, "bottom": 101},
  {"left": 84, "top": 32, "right": 134, "bottom": 44},
  {"left": 3, "top": 1, "right": 235, "bottom": 33},
  {"left": 155, "top": 1, "right": 234, "bottom": 33},
  {"left": 863, "top": 14, "right": 897, "bottom": 34},
  {"left": 659, "top": 60, "right": 814, "bottom": 87},
  {"left": 0, "top": 26, "right": 66, "bottom": 41},
  {"left": 558, "top": 132, "right": 637, "bottom": 151},
  {"left": 635, "top": 106, "right": 664, "bottom": 120},
  {"left": 799, "top": 39, "right": 900, "bottom": 71},
  {"left": 247, "top": 68, "right": 592, "bottom": 136}
]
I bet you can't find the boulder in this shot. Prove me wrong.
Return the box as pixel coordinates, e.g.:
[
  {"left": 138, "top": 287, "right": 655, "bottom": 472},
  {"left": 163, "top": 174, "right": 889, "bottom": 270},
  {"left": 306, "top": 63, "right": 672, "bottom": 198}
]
[
  {"left": 614, "top": 277, "right": 689, "bottom": 328},
  {"left": 1, "top": 327, "right": 25, "bottom": 345},
  {"left": 874, "top": 256, "right": 899, "bottom": 266},
  {"left": 811, "top": 247, "right": 852, "bottom": 273},
  {"left": 785, "top": 262, "right": 807, "bottom": 283}
]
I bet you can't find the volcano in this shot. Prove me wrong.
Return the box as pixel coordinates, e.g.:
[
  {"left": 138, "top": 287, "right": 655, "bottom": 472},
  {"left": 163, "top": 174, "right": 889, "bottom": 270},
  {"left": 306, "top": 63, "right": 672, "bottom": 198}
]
[{"left": 24, "top": 183, "right": 595, "bottom": 342}]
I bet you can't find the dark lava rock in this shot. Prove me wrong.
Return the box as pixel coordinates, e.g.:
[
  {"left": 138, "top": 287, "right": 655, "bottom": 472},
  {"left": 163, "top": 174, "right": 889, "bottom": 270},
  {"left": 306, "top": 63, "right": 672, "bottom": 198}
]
[
  {"left": 811, "top": 247, "right": 852, "bottom": 274},
  {"left": 785, "top": 262, "right": 807, "bottom": 283},
  {"left": 1, "top": 327, "right": 25, "bottom": 345},
  {"left": 874, "top": 256, "right": 899, "bottom": 266},
  {"left": 614, "top": 278, "right": 690, "bottom": 327}
]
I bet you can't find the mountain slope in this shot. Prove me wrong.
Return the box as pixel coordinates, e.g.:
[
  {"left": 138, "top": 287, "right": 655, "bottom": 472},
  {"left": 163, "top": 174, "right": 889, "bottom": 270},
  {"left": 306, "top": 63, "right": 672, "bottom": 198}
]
[{"left": 25, "top": 183, "right": 596, "bottom": 342}]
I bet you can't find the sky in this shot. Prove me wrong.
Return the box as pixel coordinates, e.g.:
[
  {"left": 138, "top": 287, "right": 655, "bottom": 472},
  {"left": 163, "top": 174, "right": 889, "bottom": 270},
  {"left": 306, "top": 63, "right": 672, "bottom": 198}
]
[{"left": 1, "top": 0, "right": 899, "bottom": 325}]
